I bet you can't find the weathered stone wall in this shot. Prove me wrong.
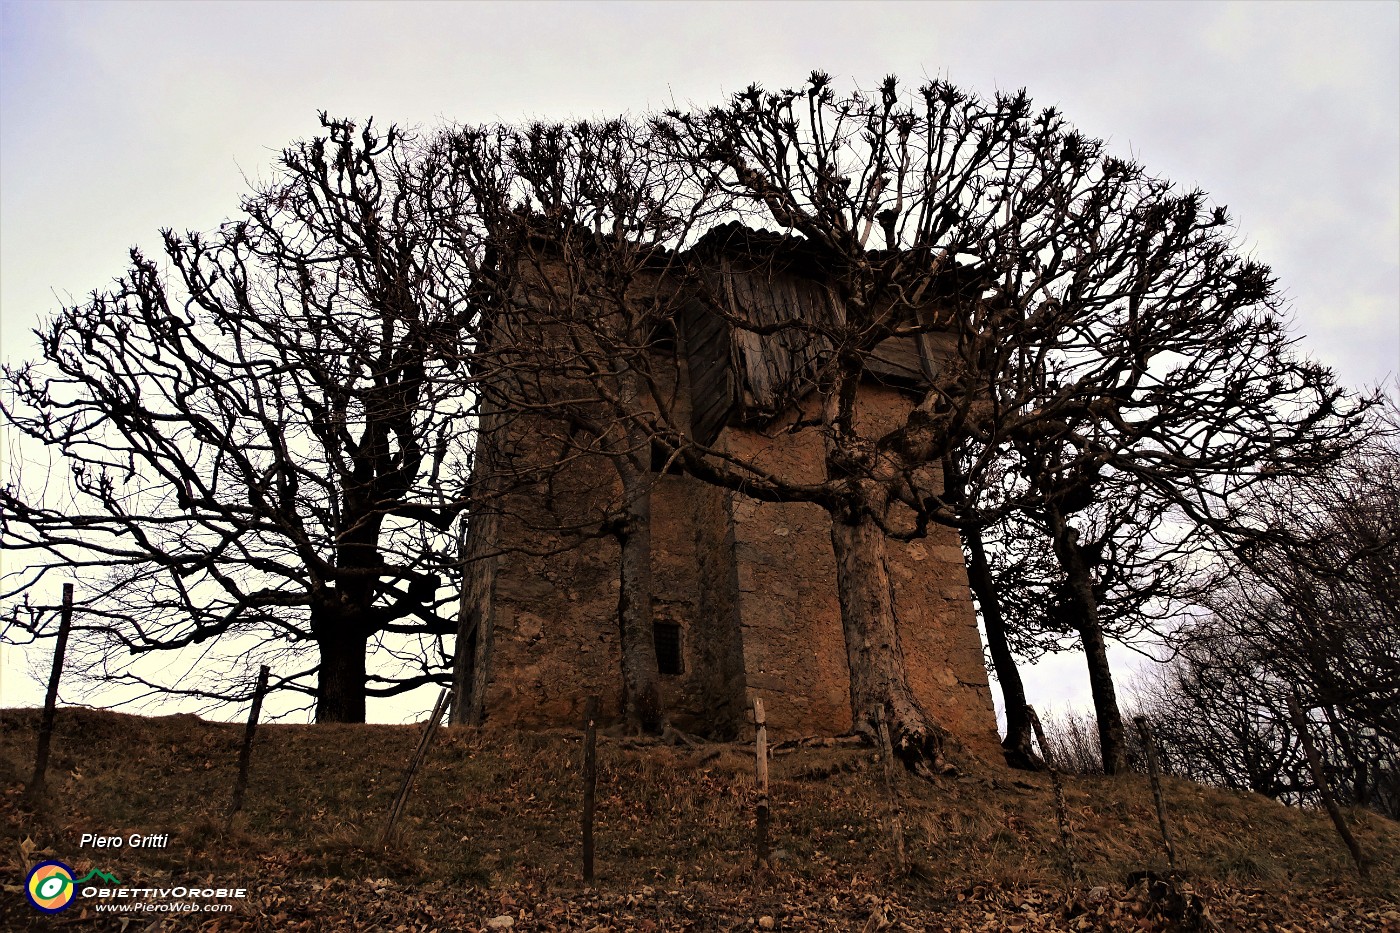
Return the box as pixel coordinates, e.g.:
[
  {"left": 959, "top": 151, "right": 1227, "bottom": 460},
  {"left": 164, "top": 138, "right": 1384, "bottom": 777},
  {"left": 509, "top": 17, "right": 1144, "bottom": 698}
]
[
  {"left": 480, "top": 435, "right": 626, "bottom": 727},
  {"left": 715, "top": 416, "right": 851, "bottom": 737},
  {"left": 474, "top": 381, "right": 999, "bottom": 761},
  {"left": 467, "top": 234, "right": 999, "bottom": 760},
  {"left": 480, "top": 454, "right": 753, "bottom": 736},
  {"left": 888, "top": 535, "right": 1001, "bottom": 760},
  {"left": 708, "top": 385, "right": 1001, "bottom": 759},
  {"left": 649, "top": 475, "right": 747, "bottom": 736},
  {"left": 729, "top": 493, "right": 853, "bottom": 734}
]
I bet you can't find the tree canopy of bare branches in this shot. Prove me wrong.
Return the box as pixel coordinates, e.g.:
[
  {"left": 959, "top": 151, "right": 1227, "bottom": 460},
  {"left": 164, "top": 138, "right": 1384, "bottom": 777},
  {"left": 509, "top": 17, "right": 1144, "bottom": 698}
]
[
  {"left": 2, "top": 116, "right": 481, "bottom": 721},
  {"left": 654, "top": 73, "right": 1367, "bottom": 774}
]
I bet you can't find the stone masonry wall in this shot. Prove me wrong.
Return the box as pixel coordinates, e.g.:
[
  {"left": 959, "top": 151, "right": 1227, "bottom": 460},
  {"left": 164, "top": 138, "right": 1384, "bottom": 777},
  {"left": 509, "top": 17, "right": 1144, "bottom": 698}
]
[
  {"left": 477, "top": 386, "right": 1000, "bottom": 761},
  {"left": 710, "top": 385, "right": 1001, "bottom": 759},
  {"left": 480, "top": 431, "right": 751, "bottom": 735}
]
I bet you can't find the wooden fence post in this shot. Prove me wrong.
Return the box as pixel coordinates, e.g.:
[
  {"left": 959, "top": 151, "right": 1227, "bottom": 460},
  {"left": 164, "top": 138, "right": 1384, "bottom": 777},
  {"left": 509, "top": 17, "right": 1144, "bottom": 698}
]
[
  {"left": 1133, "top": 715, "right": 1178, "bottom": 874},
  {"left": 1287, "top": 693, "right": 1368, "bottom": 877},
  {"left": 582, "top": 696, "right": 599, "bottom": 885},
  {"left": 1027, "top": 705, "right": 1079, "bottom": 880},
  {"left": 381, "top": 687, "right": 452, "bottom": 846},
  {"left": 753, "top": 696, "right": 770, "bottom": 869},
  {"left": 26, "top": 584, "right": 74, "bottom": 804},
  {"left": 873, "top": 703, "right": 909, "bottom": 875},
  {"left": 225, "top": 665, "right": 271, "bottom": 831}
]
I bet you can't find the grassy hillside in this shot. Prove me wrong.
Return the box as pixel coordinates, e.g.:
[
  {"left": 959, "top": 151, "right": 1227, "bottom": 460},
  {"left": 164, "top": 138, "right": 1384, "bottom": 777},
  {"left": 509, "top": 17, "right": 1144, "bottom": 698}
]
[{"left": 2, "top": 709, "right": 1396, "bottom": 930}]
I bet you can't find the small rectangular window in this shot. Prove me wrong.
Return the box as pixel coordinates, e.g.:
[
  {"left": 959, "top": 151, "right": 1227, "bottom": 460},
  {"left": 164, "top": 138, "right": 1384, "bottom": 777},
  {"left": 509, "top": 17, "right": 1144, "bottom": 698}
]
[{"left": 653, "top": 621, "right": 683, "bottom": 676}]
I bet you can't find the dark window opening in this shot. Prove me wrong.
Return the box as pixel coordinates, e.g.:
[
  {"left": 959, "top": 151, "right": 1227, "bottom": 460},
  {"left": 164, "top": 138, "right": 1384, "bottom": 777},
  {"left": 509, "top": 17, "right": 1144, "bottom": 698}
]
[
  {"left": 653, "top": 621, "right": 683, "bottom": 676},
  {"left": 650, "top": 439, "right": 686, "bottom": 474},
  {"left": 649, "top": 318, "right": 678, "bottom": 351}
]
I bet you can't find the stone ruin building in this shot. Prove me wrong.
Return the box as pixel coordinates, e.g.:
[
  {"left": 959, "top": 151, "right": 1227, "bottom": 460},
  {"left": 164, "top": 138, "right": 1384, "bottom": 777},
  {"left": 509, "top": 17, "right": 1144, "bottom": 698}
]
[{"left": 454, "top": 224, "right": 1000, "bottom": 758}]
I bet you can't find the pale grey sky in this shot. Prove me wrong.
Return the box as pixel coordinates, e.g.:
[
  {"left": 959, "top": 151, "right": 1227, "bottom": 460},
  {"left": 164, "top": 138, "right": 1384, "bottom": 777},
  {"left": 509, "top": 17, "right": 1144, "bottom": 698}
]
[{"left": 1, "top": 1, "right": 1397, "bottom": 720}]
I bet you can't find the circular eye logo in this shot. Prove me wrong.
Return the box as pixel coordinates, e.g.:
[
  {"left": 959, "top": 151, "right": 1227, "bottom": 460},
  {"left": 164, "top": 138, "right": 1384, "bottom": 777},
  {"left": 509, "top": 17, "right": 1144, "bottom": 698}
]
[{"left": 26, "top": 860, "right": 76, "bottom": 913}]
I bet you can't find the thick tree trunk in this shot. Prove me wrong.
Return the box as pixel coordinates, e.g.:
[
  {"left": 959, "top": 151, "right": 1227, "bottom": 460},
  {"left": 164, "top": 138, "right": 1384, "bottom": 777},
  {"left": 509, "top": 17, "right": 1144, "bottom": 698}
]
[
  {"left": 830, "top": 504, "right": 950, "bottom": 775},
  {"left": 452, "top": 400, "right": 501, "bottom": 726},
  {"left": 452, "top": 499, "right": 498, "bottom": 726},
  {"left": 316, "top": 629, "right": 369, "bottom": 723},
  {"left": 616, "top": 467, "right": 664, "bottom": 734},
  {"left": 1078, "top": 625, "right": 1128, "bottom": 773},
  {"left": 1047, "top": 506, "right": 1128, "bottom": 775},
  {"left": 963, "top": 524, "right": 1040, "bottom": 770},
  {"left": 321, "top": 500, "right": 383, "bottom": 725}
]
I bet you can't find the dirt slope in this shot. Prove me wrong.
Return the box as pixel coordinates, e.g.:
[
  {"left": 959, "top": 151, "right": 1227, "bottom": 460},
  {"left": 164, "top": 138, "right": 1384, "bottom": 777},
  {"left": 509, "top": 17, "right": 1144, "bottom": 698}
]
[{"left": 2, "top": 709, "right": 1395, "bottom": 930}]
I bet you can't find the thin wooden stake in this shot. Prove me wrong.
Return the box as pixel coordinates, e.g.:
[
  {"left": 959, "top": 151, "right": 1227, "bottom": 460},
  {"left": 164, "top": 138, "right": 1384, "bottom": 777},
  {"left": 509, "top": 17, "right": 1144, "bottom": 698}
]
[
  {"left": 1287, "top": 694, "right": 1368, "bottom": 877},
  {"left": 1027, "top": 705, "right": 1079, "bottom": 880},
  {"left": 27, "top": 584, "right": 74, "bottom": 804},
  {"left": 873, "top": 703, "right": 908, "bottom": 875},
  {"left": 582, "top": 695, "right": 599, "bottom": 885},
  {"left": 753, "top": 696, "right": 770, "bottom": 869},
  {"left": 1133, "top": 715, "right": 1178, "bottom": 874},
  {"left": 225, "top": 665, "right": 271, "bottom": 831},
  {"left": 381, "top": 687, "right": 452, "bottom": 846}
]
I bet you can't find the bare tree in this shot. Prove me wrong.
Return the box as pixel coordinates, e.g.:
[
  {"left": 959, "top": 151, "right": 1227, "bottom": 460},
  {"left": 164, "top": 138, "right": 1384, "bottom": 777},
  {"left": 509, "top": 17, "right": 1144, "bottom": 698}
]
[
  {"left": 944, "top": 447, "right": 1044, "bottom": 768},
  {"left": 649, "top": 75, "right": 1051, "bottom": 772},
  {"left": 1135, "top": 621, "right": 1307, "bottom": 797},
  {"left": 953, "top": 442, "right": 1217, "bottom": 772},
  {"left": 928, "top": 121, "right": 1367, "bottom": 774},
  {"left": 1220, "top": 395, "right": 1400, "bottom": 745},
  {"left": 655, "top": 73, "right": 1364, "bottom": 777},
  {"left": 1124, "top": 396, "right": 1399, "bottom": 812},
  {"left": 1138, "top": 615, "right": 1398, "bottom": 818},
  {"left": 2, "top": 116, "right": 481, "bottom": 721}
]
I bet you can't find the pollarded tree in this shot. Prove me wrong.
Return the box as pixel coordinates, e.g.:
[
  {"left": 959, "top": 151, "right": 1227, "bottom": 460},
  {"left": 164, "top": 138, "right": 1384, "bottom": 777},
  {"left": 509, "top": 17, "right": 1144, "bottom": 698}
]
[
  {"left": 656, "top": 73, "right": 1367, "bottom": 776},
  {"left": 982, "top": 211, "right": 1367, "bottom": 774},
  {"left": 943, "top": 445, "right": 1048, "bottom": 768},
  {"left": 893, "top": 89, "right": 1370, "bottom": 774},
  {"left": 950, "top": 437, "right": 1217, "bottom": 771},
  {"left": 647, "top": 76, "right": 1039, "bottom": 772},
  {"left": 1000, "top": 460, "right": 1219, "bottom": 773},
  {"left": 648, "top": 75, "right": 1144, "bottom": 772},
  {"left": 1, "top": 116, "right": 483, "bottom": 721}
]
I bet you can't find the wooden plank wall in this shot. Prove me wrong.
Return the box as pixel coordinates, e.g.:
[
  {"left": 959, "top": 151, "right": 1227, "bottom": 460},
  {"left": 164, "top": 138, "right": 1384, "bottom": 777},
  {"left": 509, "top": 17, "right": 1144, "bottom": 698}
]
[
  {"left": 679, "top": 297, "right": 736, "bottom": 446},
  {"left": 681, "top": 257, "right": 956, "bottom": 440},
  {"left": 713, "top": 258, "right": 840, "bottom": 416}
]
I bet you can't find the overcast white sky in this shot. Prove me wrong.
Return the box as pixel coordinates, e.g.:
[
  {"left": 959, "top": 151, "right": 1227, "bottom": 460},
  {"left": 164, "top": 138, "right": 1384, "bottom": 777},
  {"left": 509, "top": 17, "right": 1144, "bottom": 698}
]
[{"left": 1, "top": 1, "right": 1397, "bottom": 721}]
